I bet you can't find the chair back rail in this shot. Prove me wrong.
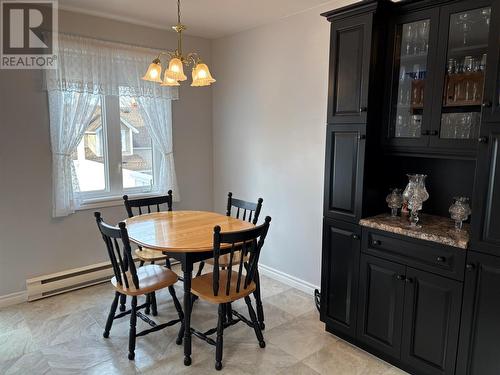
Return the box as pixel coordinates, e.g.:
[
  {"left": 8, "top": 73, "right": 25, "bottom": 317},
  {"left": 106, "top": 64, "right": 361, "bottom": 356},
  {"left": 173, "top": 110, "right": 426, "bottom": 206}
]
[
  {"left": 212, "top": 216, "right": 271, "bottom": 297},
  {"left": 94, "top": 212, "right": 139, "bottom": 290},
  {"left": 226, "top": 192, "right": 263, "bottom": 225},
  {"left": 123, "top": 190, "right": 173, "bottom": 218}
]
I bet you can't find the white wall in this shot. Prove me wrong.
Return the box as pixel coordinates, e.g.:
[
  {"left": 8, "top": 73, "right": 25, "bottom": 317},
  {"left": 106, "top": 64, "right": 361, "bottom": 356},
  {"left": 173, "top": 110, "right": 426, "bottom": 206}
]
[
  {"left": 211, "top": 1, "right": 354, "bottom": 287},
  {"left": 0, "top": 10, "right": 213, "bottom": 296}
]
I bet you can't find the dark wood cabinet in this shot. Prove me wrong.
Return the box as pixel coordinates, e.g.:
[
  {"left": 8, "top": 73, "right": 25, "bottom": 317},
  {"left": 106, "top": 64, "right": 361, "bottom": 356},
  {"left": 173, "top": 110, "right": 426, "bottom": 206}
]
[
  {"left": 457, "top": 252, "right": 500, "bottom": 375},
  {"left": 323, "top": 124, "right": 365, "bottom": 223},
  {"left": 320, "top": 219, "right": 360, "bottom": 339},
  {"left": 357, "top": 254, "right": 406, "bottom": 359},
  {"left": 471, "top": 127, "right": 500, "bottom": 256},
  {"left": 321, "top": 1, "right": 500, "bottom": 375},
  {"left": 401, "top": 268, "right": 462, "bottom": 375},
  {"left": 357, "top": 253, "right": 462, "bottom": 375},
  {"left": 327, "top": 13, "right": 373, "bottom": 124}
]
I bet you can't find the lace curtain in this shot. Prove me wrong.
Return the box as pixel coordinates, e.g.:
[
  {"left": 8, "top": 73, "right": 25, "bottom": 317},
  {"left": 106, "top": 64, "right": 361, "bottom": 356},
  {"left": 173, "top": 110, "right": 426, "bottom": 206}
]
[
  {"left": 137, "top": 96, "right": 179, "bottom": 201},
  {"left": 47, "top": 33, "right": 179, "bottom": 217}
]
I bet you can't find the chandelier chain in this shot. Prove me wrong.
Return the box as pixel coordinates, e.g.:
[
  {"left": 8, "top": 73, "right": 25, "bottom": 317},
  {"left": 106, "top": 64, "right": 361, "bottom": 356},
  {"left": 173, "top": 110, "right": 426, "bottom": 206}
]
[{"left": 177, "top": 0, "right": 181, "bottom": 24}]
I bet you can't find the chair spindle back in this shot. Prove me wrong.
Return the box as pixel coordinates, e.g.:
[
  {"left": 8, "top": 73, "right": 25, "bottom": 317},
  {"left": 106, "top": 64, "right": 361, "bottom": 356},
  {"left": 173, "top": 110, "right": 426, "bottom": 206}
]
[
  {"left": 123, "top": 190, "right": 173, "bottom": 218},
  {"left": 94, "top": 212, "right": 139, "bottom": 290},
  {"left": 226, "top": 192, "right": 263, "bottom": 225},
  {"left": 212, "top": 216, "right": 271, "bottom": 297}
]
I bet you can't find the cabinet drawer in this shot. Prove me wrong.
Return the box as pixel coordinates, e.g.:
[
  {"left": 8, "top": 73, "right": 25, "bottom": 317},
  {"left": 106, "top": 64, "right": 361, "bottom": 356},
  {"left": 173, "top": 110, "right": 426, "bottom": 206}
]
[{"left": 362, "top": 228, "right": 466, "bottom": 281}]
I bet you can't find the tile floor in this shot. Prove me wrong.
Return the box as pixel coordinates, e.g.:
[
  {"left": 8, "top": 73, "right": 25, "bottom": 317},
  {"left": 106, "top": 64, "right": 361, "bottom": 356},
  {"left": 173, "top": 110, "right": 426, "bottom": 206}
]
[{"left": 0, "top": 266, "right": 409, "bottom": 374}]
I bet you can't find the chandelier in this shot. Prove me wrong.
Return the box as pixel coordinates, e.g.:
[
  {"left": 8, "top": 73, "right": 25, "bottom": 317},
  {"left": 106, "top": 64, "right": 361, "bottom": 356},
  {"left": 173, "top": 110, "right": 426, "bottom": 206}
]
[{"left": 142, "top": 0, "right": 216, "bottom": 87}]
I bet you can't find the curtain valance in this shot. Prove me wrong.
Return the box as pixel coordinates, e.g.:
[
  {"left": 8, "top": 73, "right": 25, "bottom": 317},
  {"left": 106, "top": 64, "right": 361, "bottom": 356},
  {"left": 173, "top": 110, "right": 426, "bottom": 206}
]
[{"left": 45, "top": 33, "right": 178, "bottom": 100}]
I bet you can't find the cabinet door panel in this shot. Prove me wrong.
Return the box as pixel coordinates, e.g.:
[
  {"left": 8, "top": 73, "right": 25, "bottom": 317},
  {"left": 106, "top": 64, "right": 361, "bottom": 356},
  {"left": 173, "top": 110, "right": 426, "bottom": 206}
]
[
  {"left": 327, "top": 14, "right": 372, "bottom": 124},
  {"left": 357, "top": 254, "right": 406, "bottom": 359},
  {"left": 482, "top": 1, "right": 500, "bottom": 122},
  {"left": 457, "top": 252, "right": 500, "bottom": 375},
  {"left": 401, "top": 268, "right": 462, "bottom": 375},
  {"left": 324, "top": 124, "right": 365, "bottom": 222},
  {"left": 320, "top": 219, "right": 360, "bottom": 339},
  {"left": 383, "top": 9, "right": 439, "bottom": 150},
  {"left": 429, "top": 1, "right": 492, "bottom": 152},
  {"left": 472, "top": 130, "right": 500, "bottom": 255}
]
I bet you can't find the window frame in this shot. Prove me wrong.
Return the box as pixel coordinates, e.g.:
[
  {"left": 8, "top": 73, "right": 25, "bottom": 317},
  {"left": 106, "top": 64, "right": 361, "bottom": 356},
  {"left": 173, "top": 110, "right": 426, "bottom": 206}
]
[{"left": 75, "top": 94, "right": 160, "bottom": 205}]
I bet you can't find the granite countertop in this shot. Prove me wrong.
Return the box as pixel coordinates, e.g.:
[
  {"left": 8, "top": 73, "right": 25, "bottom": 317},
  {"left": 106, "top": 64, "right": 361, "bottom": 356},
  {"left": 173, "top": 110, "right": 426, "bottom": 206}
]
[{"left": 359, "top": 213, "right": 470, "bottom": 250}]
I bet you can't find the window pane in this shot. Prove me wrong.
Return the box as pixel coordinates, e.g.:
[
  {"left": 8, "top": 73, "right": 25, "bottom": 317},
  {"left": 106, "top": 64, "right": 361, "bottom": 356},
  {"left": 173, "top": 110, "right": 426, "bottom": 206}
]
[
  {"left": 72, "top": 99, "right": 106, "bottom": 192},
  {"left": 120, "top": 96, "right": 154, "bottom": 190}
]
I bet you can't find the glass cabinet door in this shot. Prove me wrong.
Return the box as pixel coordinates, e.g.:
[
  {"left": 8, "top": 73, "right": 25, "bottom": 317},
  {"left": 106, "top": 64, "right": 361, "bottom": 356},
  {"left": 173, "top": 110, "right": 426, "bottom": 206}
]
[
  {"left": 390, "top": 19, "right": 432, "bottom": 141},
  {"left": 433, "top": 6, "right": 491, "bottom": 144}
]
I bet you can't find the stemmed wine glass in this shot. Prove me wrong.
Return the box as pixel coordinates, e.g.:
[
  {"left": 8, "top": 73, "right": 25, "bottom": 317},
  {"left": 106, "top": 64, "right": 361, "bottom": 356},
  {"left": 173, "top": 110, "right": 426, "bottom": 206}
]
[
  {"left": 457, "top": 13, "right": 473, "bottom": 46},
  {"left": 481, "top": 8, "right": 491, "bottom": 26},
  {"left": 418, "top": 20, "right": 429, "bottom": 53}
]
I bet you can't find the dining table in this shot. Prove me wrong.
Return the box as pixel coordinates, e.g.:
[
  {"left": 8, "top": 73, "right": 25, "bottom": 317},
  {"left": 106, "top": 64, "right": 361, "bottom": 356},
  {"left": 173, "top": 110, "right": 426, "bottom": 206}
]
[{"left": 125, "top": 210, "right": 255, "bottom": 366}]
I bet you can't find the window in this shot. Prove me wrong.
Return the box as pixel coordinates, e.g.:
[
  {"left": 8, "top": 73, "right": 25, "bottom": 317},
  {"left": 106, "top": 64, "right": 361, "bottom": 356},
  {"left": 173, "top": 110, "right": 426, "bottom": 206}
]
[{"left": 72, "top": 93, "right": 158, "bottom": 201}]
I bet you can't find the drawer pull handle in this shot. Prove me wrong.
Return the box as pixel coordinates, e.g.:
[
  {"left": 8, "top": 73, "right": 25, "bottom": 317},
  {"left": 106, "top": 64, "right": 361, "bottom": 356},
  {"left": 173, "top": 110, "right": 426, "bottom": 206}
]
[
  {"left": 436, "top": 256, "right": 446, "bottom": 263},
  {"left": 396, "top": 274, "right": 405, "bottom": 281},
  {"left": 372, "top": 240, "right": 381, "bottom": 246},
  {"left": 405, "top": 278, "right": 413, "bottom": 284},
  {"left": 352, "top": 234, "right": 359, "bottom": 240}
]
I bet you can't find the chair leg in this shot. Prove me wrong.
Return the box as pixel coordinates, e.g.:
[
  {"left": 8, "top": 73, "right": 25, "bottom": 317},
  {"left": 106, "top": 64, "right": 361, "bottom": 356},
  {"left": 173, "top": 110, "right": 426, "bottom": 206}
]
[
  {"left": 151, "top": 292, "right": 158, "bottom": 316},
  {"left": 245, "top": 296, "right": 265, "bottom": 348},
  {"left": 128, "top": 296, "right": 137, "bottom": 360},
  {"left": 165, "top": 257, "right": 172, "bottom": 269},
  {"left": 168, "top": 285, "right": 185, "bottom": 345},
  {"left": 190, "top": 262, "right": 205, "bottom": 305},
  {"left": 145, "top": 294, "right": 151, "bottom": 315},
  {"left": 226, "top": 303, "right": 233, "bottom": 323},
  {"left": 139, "top": 260, "right": 145, "bottom": 267},
  {"left": 119, "top": 293, "right": 127, "bottom": 312},
  {"left": 196, "top": 261, "right": 205, "bottom": 277},
  {"left": 215, "top": 304, "right": 224, "bottom": 371},
  {"left": 103, "top": 292, "right": 120, "bottom": 338},
  {"left": 253, "top": 269, "right": 265, "bottom": 330}
]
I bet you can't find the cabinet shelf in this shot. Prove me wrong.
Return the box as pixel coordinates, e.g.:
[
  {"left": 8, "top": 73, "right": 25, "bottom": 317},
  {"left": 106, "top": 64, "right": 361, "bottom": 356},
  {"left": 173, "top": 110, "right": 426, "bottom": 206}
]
[{"left": 448, "top": 43, "right": 488, "bottom": 56}]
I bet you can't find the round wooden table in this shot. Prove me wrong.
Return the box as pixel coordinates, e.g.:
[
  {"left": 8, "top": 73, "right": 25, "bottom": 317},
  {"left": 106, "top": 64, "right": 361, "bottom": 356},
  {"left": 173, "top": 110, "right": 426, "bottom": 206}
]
[{"left": 125, "top": 210, "right": 255, "bottom": 366}]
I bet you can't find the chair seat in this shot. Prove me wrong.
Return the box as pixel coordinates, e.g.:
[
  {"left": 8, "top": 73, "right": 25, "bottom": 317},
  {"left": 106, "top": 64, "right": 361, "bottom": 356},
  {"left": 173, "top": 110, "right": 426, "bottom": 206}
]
[
  {"left": 205, "top": 251, "right": 249, "bottom": 267},
  {"left": 134, "top": 248, "right": 168, "bottom": 262},
  {"left": 191, "top": 271, "right": 256, "bottom": 304},
  {"left": 111, "top": 264, "right": 178, "bottom": 296}
]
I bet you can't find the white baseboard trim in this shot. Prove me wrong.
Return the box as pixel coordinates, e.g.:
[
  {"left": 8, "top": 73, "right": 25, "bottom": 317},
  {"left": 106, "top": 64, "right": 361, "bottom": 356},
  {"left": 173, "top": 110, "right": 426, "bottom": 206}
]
[
  {"left": 0, "top": 291, "right": 27, "bottom": 309},
  {"left": 258, "top": 263, "right": 319, "bottom": 295}
]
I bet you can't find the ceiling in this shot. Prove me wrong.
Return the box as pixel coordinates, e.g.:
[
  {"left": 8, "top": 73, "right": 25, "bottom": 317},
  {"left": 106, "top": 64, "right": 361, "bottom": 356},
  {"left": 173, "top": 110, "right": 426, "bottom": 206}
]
[{"left": 58, "top": 0, "right": 351, "bottom": 39}]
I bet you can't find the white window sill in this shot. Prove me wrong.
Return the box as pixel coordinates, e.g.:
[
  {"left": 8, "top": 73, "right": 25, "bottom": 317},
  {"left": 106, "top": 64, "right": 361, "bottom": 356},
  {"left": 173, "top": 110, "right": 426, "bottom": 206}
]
[{"left": 76, "top": 192, "right": 158, "bottom": 211}]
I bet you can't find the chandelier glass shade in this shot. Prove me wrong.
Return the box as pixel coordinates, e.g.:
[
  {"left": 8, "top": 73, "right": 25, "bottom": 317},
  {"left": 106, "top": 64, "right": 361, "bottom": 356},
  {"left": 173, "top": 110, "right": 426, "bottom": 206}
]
[{"left": 142, "top": 0, "right": 215, "bottom": 87}]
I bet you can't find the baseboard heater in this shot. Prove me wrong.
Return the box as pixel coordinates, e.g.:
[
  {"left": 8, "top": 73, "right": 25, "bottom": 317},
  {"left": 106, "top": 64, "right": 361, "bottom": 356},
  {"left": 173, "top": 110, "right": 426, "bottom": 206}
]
[{"left": 26, "top": 258, "right": 178, "bottom": 301}]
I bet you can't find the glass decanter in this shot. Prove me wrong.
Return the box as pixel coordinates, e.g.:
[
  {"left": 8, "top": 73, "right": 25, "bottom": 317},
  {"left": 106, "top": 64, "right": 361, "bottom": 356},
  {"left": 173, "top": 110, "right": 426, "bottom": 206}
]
[
  {"left": 403, "top": 174, "right": 429, "bottom": 228},
  {"left": 386, "top": 188, "right": 403, "bottom": 217},
  {"left": 449, "top": 197, "right": 471, "bottom": 230}
]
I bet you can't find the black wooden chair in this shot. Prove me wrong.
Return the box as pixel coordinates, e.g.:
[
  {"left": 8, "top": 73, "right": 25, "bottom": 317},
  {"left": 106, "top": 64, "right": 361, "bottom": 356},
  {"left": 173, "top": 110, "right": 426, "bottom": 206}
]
[
  {"left": 94, "top": 212, "right": 184, "bottom": 360},
  {"left": 190, "top": 216, "right": 271, "bottom": 370},
  {"left": 123, "top": 191, "right": 173, "bottom": 267},
  {"left": 195, "top": 192, "right": 266, "bottom": 329}
]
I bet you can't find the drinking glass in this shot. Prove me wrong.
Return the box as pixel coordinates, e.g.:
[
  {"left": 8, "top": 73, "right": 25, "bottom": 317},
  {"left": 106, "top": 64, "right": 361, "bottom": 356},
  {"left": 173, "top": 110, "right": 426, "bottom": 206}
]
[
  {"left": 463, "top": 56, "right": 474, "bottom": 72},
  {"left": 480, "top": 53, "right": 487, "bottom": 71}
]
